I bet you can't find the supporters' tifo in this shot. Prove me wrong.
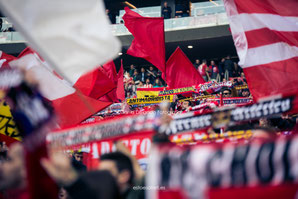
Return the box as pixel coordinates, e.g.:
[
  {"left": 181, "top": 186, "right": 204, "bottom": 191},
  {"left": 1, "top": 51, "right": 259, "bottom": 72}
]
[{"left": 0, "top": 0, "right": 297, "bottom": 199}]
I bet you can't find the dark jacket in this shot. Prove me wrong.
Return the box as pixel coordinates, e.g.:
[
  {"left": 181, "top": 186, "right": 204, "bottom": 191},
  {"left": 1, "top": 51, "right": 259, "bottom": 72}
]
[
  {"left": 65, "top": 171, "right": 121, "bottom": 199},
  {"left": 162, "top": 6, "right": 172, "bottom": 19}
]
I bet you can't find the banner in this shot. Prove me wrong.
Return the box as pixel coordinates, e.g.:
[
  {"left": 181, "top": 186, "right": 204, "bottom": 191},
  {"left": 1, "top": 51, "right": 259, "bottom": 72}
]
[
  {"left": 207, "top": 97, "right": 252, "bottom": 106},
  {"left": 197, "top": 81, "right": 233, "bottom": 93},
  {"left": 170, "top": 130, "right": 253, "bottom": 143},
  {"left": 0, "top": 101, "right": 21, "bottom": 142},
  {"left": 235, "top": 85, "right": 248, "bottom": 90},
  {"left": 127, "top": 95, "right": 174, "bottom": 105},
  {"left": 159, "top": 87, "right": 195, "bottom": 96},
  {"left": 166, "top": 97, "right": 292, "bottom": 135},
  {"left": 47, "top": 112, "right": 159, "bottom": 148},
  {"left": 136, "top": 87, "right": 164, "bottom": 98},
  {"left": 147, "top": 135, "right": 298, "bottom": 199},
  {"left": 87, "top": 131, "right": 153, "bottom": 170}
]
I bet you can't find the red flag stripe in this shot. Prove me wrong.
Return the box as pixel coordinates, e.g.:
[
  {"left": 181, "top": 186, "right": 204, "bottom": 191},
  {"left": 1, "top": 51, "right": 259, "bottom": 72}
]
[
  {"left": 224, "top": 0, "right": 298, "bottom": 102},
  {"left": 244, "top": 57, "right": 298, "bottom": 98},
  {"left": 245, "top": 29, "right": 298, "bottom": 49},
  {"left": 52, "top": 90, "right": 112, "bottom": 127},
  {"left": 233, "top": 0, "right": 298, "bottom": 17}
]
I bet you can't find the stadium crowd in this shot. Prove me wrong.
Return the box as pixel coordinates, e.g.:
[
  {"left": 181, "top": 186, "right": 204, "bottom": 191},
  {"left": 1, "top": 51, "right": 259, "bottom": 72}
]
[{"left": 124, "top": 55, "right": 247, "bottom": 99}]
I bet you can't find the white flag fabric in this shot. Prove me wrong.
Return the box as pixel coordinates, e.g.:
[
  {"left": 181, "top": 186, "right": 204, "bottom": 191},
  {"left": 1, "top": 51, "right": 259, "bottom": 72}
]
[
  {"left": 0, "top": 0, "right": 121, "bottom": 83},
  {"left": 9, "top": 48, "right": 112, "bottom": 128}
]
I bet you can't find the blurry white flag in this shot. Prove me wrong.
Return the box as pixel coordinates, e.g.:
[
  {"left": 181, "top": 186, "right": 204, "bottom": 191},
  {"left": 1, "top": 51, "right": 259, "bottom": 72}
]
[{"left": 0, "top": 0, "right": 121, "bottom": 83}]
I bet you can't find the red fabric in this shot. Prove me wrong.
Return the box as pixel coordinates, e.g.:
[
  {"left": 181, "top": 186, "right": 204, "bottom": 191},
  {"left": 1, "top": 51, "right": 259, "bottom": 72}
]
[
  {"left": 15, "top": 48, "right": 112, "bottom": 128},
  {"left": 102, "top": 61, "right": 118, "bottom": 85},
  {"left": 52, "top": 90, "right": 112, "bottom": 128},
  {"left": 224, "top": 0, "right": 298, "bottom": 107},
  {"left": 165, "top": 47, "right": 205, "bottom": 88},
  {"left": 98, "top": 61, "right": 119, "bottom": 103},
  {"left": 234, "top": 0, "right": 298, "bottom": 16},
  {"left": 123, "top": 7, "right": 166, "bottom": 73},
  {"left": 245, "top": 28, "right": 298, "bottom": 49},
  {"left": 0, "top": 134, "right": 19, "bottom": 146},
  {"left": 0, "top": 51, "right": 16, "bottom": 69},
  {"left": 25, "top": 144, "right": 58, "bottom": 199},
  {"left": 116, "top": 60, "right": 125, "bottom": 101},
  {"left": 2, "top": 188, "right": 30, "bottom": 199},
  {"left": 74, "top": 67, "right": 116, "bottom": 99},
  {"left": 208, "top": 183, "right": 298, "bottom": 199},
  {"left": 244, "top": 57, "right": 298, "bottom": 99}
]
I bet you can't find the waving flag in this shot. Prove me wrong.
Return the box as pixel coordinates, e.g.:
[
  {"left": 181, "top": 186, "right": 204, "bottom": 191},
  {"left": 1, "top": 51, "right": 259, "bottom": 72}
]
[
  {"left": 9, "top": 48, "right": 111, "bottom": 128},
  {"left": 0, "top": 0, "right": 121, "bottom": 84},
  {"left": 165, "top": 47, "right": 205, "bottom": 88},
  {"left": 74, "top": 68, "right": 116, "bottom": 99},
  {"left": 223, "top": 0, "right": 298, "bottom": 99},
  {"left": 123, "top": 7, "right": 166, "bottom": 73},
  {"left": 116, "top": 60, "right": 125, "bottom": 101},
  {"left": 102, "top": 61, "right": 118, "bottom": 85},
  {"left": 0, "top": 51, "right": 16, "bottom": 69}
]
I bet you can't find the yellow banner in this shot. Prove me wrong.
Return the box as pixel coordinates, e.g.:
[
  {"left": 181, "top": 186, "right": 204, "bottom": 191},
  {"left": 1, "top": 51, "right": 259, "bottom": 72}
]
[
  {"left": 0, "top": 101, "right": 21, "bottom": 141},
  {"left": 235, "top": 85, "right": 248, "bottom": 90},
  {"left": 159, "top": 87, "right": 195, "bottom": 96},
  {"left": 136, "top": 90, "right": 160, "bottom": 98},
  {"left": 127, "top": 95, "right": 174, "bottom": 105}
]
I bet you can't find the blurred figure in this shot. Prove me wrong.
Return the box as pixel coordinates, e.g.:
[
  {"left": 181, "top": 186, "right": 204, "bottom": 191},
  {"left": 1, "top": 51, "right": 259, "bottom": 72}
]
[
  {"left": 58, "top": 187, "right": 70, "bottom": 199},
  {"left": 251, "top": 126, "right": 277, "bottom": 140},
  {"left": 241, "top": 89, "right": 250, "bottom": 97},
  {"left": 224, "top": 55, "right": 234, "bottom": 80},
  {"left": 209, "top": 60, "right": 219, "bottom": 81},
  {"left": 181, "top": 100, "right": 191, "bottom": 112},
  {"left": 0, "top": 142, "right": 8, "bottom": 163},
  {"left": 0, "top": 18, "right": 2, "bottom": 32},
  {"left": 42, "top": 152, "right": 120, "bottom": 199},
  {"left": 198, "top": 59, "right": 208, "bottom": 81},
  {"left": 218, "top": 58, "right": 225, "bottom": 81},
  {"left": 161, "top": 1, "right": 172, "bottom": 19},
  {"left": 143, "top": 78, "right": 153, "bottom": 88},
  {"left": 233, "top": 62, "right": 242, "bottom": 77},
  {"left": 147, "top": 66, "right": 157, "bottom": 78},
  {"left": 137, "top": 81, "right": 144, "bottom": 88},
  {"left": 0, "top": 143, "right": 29, "bottom": 199},
  {"left": 193, "top": 59, "right": 200, "bottom": 70},
  {"left": 105, "top": 9, "right": 115, "bottom": 24},
  {"left": 72, "top": 151, "right": 86, "bottom": 172},
  {"left": 153, "top": 78, "right": 163, "bottom": 87},
  {"left": 129, "top": 64, "right": 136, "bottom": 77},
  {"left": 139, "top": 67, "right": 146, "bottom": 82},
  {"left": 99, "top": 152, "right": 137, "bottom": 198},
  {"left": 133, "top": 70, "right": 140, "bottom": 82},
  {"left": 221, "top": 87, "right": 232, "bottom": 98}
]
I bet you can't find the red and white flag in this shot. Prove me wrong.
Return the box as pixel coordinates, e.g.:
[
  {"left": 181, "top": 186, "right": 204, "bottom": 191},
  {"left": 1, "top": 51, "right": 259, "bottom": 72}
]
[
  {"left": 9, "top": 48, "right": 111, "bottom": 128},
  {"left": 0, "top": 0, "right": 121, "bottom": 84},
  {"left": 0, "top": 51, "right": 16, "bottom": 69},
  {"left": 223, "top": 0, "right": 298, "bottom": 99}
]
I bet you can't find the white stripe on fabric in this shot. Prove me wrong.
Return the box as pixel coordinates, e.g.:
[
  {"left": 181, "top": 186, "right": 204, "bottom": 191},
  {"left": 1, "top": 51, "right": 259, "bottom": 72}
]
[
  {"left": 237, "top": 14, "right": 298, "bottom": 32},
  {"left": 242, "top": 42, "right": 298, "bottom": 68}
]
